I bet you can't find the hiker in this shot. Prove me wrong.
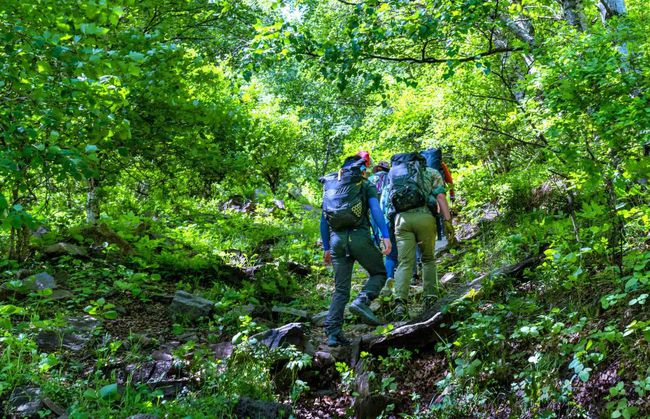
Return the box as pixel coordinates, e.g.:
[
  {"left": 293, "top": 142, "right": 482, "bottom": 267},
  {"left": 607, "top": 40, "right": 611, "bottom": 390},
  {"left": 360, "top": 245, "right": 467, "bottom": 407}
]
[
  {"left": 320, "top": 155, "right": 392, "bottom": 346},
  {"left": 385, "top": 152, "right": 456, "bottom": 319},
  {"left": 368, "top": 161, "right": 390, "bottom": 246},
  {"left": 421, "top": 148, "right": 456, "bottom": 240}
]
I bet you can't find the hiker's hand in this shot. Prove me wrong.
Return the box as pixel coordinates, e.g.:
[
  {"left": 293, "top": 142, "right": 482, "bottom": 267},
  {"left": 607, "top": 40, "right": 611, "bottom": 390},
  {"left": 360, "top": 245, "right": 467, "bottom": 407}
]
[
  {"left": 381, "top": 238, "right": 392, "bottom": 256},
  {"left": 444, "top": 220, "right": 458, "bottom": 248},
  {"left": 323, "top": 250, "right": 332, "bottom": 265}
]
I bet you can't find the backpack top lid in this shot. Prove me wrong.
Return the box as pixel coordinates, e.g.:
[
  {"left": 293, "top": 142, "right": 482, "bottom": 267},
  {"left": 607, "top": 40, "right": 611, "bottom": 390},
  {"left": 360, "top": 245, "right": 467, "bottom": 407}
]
[
  {"left": 421, "top": 148, "right": 443, "bottom": 170},
  {"left": 320, "top": 157, "right": 366, "bottom": 185},
  {"left": 390, "top": 152, "right": 426, "bottom": 166}
]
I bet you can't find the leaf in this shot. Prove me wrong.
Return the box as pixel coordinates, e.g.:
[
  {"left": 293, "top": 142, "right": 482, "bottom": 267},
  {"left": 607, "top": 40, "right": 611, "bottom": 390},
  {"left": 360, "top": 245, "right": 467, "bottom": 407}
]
[
  {"left": 99, "top": 383, "right": 120, "bottom": 400},
  {"left": 103, "top": 310, "right": 118, "bottom": 320},
  {"left": 578, "top": 368, "right": 591, "bottom": 382},
  {"left": 85, "top": 144, "right": 98, "bottom": 153}
]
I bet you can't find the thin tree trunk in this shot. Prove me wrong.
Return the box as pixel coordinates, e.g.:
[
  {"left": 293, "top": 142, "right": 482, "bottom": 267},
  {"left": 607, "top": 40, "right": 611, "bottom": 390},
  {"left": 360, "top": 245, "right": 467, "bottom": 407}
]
[{"left": 86, "top": 177, "right": 100, "bottom": 224}]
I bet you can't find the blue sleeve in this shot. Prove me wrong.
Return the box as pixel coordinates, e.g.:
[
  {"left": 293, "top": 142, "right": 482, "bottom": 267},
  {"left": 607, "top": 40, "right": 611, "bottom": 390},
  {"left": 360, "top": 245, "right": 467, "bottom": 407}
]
[
  {"left": 320, "top": 212, "right": 331, "bottom": 251},
  {"left": 369, "top": 197, "right": 389, "bottom": 239}
]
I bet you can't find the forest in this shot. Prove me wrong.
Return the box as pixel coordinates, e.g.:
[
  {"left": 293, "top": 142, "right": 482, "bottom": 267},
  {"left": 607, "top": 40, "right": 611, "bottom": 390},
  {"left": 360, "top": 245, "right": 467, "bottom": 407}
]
[{"left": 0, "top": 0, "right": 648, "bottom": 417}]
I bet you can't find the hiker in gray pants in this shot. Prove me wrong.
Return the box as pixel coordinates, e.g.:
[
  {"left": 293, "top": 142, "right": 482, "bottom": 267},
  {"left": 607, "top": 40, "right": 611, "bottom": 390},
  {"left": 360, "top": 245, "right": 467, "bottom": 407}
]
[{"left": 320, "top": 154, "right": 392, "bottom": 347}]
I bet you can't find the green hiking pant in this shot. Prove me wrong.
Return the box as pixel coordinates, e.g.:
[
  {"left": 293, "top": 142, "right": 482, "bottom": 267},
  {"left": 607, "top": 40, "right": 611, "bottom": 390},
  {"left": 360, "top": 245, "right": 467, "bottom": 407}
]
[{"left": 394, "top": 211, "right": 439, "bottom": 301}]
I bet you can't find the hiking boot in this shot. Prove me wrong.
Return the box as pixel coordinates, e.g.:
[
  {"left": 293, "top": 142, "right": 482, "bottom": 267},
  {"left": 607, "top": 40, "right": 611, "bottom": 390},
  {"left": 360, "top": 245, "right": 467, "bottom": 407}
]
[
  {"left": 327, "top": 333, "right": 351, "bottom": 347},
  {"left": 349, "top": 297, "right": 382, "bottom": 326},
  {"left": 393, "top": 299, "right": 409, "bottom": 321}
]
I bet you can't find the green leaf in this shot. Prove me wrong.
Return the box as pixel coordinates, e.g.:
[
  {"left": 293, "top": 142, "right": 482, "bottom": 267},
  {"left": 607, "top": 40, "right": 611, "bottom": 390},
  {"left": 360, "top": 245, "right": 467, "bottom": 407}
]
[{"left": 99, "top": 383, "right": 120, "bottom": 400}]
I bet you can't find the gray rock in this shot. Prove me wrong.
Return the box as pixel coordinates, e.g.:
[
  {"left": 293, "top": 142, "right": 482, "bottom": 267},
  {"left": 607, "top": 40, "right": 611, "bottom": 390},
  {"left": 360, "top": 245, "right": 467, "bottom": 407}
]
[
  {"left": 301, "top": 204, "right": 314, "bottom": 211},
  {"left": 252, "top": 322, "right": 310, "bottom": 352},
  {"left": 272, "top": 306, "right": 310, "bottom": 321},
  {"left": 211, "top": 342, "right": 234, "bottom": 360},
  {"left": 273, "top": 199, "right": 285, "bottom": 210},
  {"left": 314, "top": 351, "right": 335, "bottom": 367},
  {"left": 32, "top": 225, "right": 50, "bottom": 238},
  {"left": 235, "top": 397, "right": 292, "bottom": 419},
  {"left": 24, "top": 272, "right": 56, "bottom": 291},
  {"left": 1, "top": 272, "right": 57, "bottom": 296},
  {"left": 44, "top": 242, "right": 88, "bottom": 258},
  {"left": 37, "top": 315, "right": 100, "bottom": 352},
  {"left": 8, "top": 387, "right": 43, "bottom": 417},
  {"left": 169, "top": 290, "right": 214, "bottom": 320},
  {"left": 311, "top": 310, "right": 329, "bottom": 327}
]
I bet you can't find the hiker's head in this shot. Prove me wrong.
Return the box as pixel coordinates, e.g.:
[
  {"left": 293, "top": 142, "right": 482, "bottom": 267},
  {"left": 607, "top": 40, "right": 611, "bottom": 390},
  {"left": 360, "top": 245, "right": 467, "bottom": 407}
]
[
  {"left": 373, "top": 161, "right": 390, "bottom": 173},
  {"left": 356, "top": 151, "right": 371, "bottom": 169}
]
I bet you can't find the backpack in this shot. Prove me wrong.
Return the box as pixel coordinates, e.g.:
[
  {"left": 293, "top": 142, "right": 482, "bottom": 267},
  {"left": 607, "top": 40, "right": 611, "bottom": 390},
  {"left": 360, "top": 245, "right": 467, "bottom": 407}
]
[
  {"left": 320, "top": 160, "right": 367, "bottom": 231},
  {"left": 370, "top": 171, "right": 388, "bottom": 195},
  {"left": 388, "top": 152, "right": 428, "bottom": 213},
  {"left": 421, "top": 148, "right": 444, "bottom": 177}
]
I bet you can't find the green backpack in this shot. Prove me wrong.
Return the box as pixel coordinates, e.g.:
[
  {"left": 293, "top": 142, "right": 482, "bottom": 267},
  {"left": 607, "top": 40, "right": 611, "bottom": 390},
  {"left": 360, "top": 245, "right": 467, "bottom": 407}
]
[{"left": 387, "top": 152, "right": 428, "bottom": 213}]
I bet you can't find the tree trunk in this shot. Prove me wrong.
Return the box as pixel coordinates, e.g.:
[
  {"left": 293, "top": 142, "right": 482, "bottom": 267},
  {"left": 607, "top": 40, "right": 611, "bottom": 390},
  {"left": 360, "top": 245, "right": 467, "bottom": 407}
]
[
  {"left": 597, "top": 0, "right": 627, "bottom": 22},
  {"left": 86, "top": 177, "right": 100, "bottom": 224},
  {"left": 361, "top": 255, "right": 544, "bottom": 354},
  {"left": 559, "top": 0, "right": 587, "bottom": 30}
]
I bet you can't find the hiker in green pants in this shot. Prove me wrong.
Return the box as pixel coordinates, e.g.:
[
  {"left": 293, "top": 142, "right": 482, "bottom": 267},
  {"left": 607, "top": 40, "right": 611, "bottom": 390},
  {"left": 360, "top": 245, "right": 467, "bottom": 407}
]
[{"left": 384, "top": 153, "right": 454, "bottom": 319}]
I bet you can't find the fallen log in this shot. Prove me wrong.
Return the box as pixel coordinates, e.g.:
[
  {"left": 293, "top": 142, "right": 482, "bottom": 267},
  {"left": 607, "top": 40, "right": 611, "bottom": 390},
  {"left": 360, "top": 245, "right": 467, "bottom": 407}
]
[{"left": 361, "top": 254, "right": 543, "bottom": 354}]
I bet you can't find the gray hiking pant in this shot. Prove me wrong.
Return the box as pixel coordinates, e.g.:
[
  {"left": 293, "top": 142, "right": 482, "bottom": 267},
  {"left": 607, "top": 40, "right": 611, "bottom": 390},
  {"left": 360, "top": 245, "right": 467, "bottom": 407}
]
[{"left": 325, "top": 227, "right": 387, "bottom": 337}]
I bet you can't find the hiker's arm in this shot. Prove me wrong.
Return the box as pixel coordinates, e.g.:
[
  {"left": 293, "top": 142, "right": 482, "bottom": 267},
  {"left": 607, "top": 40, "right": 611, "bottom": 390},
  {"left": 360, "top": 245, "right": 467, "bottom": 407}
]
[
  {"left": 436, "top": 193, "right": 452, "bottom": 221},
  {"left": 320, "top": 213, "right": 332, "bottom": 264},
  {"left": 369, "top": 197, "right": 389, "bottom": 238},
  {"left": 442, "top": 162, "right": 455, "bottom": 201},
  {"left": 369, "top": 197, "right": 392, "bottom": 256}
]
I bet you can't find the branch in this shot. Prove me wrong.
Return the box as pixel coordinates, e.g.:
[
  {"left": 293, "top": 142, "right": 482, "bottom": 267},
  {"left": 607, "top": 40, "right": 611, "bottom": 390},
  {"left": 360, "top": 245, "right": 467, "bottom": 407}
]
[
  {"left": 472, "top": 124, "right": 545, "bottom": 148},
  {"left": 361, "top": 46, "right": 522, "bottom": 64}
]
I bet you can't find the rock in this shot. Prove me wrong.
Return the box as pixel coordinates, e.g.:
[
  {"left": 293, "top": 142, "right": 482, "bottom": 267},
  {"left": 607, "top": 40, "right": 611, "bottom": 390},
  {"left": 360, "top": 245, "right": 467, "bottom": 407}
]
[
  {"left": 286, "top": 261, "right": 311, "bottom": 277},
  {"left": 311, "top": 310, "right": 329, "bottom": 327},
  {"left": 32, "top": 225, "right": 50, "bottom": 238},
  {"left": 252, "top": 322, "right": 311, "bottom": 353},
  {"left": 211, "top": 342, "right": 234, "bottom": 360},
  {"left": 24, "top": 272, "right": 56, "bottom": 291},
  {"left": 1, "top": 272, "right": 57, "bottom": 296},
  {"left": 235, "top": 397, "right": 292, "bottom": 419},
  {"left": 44, "top": 242, "right": 88, "bottom": 258},
  {"left": 273, "top": 199, "right": 286, "bottom": 210},
  {"left": 301, "top": 204, "right": 314, "bottom": 211},
  {"left": 15, "top": 269, "right": 32, "bottom": 279},
  {"left": 440, "top": 272, "right": 459, "bottom": 286},
  {"left": 67, "top": 315, "right": 101, "bottom": 331},
  {"left": 169, "top": 290, "right": 214, "bottom": 320},
  {"left": 152, "top": 350, "right": 173, "bottom": 361},
  {"left": 314, "top": 351, "right": 336, "bottom": 367},
  {"left": 36, "top": 315, "right": 100, "bottom": 352},
  {"left": 272, "top": 306, "right": 310, "bottom": 321},
  {"left": 7, "top": 386, "right": 43, "bottom": 417}
]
